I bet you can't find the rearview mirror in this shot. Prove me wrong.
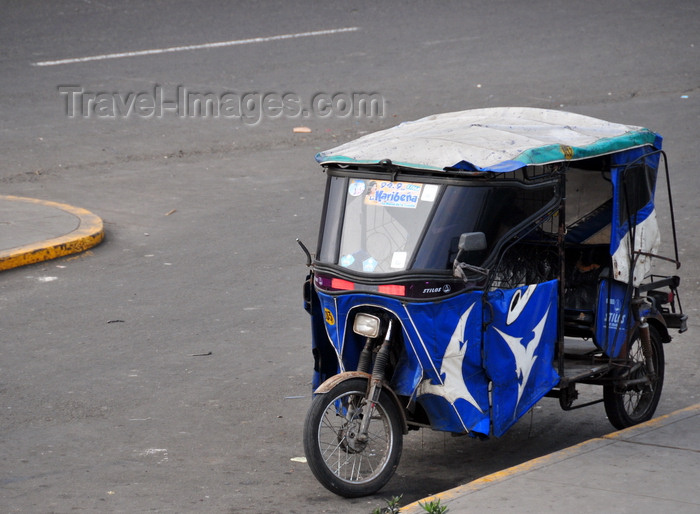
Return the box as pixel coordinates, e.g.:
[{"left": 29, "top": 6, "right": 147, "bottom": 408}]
[
  {"left": 453, "top": 232, "right": 489, "bottom": 282},
  {"left": 458, "top": 232, "right": 487, "bottom": 252}
]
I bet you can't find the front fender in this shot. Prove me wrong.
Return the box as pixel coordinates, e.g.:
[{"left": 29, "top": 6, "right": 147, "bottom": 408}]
[
  {"left": 314, "top": 371, "right": 408, "bottom": 434},
  {"left": 314, "top": 371, "right": 371, "bottom": 394}
]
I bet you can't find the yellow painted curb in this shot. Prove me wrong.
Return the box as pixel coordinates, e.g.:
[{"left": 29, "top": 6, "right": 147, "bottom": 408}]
[
  {"left": 400, "top": 438, "right": 612, "bottom": 511},
  {"left": 401, "top": 402, "right": 700, "bottom": 512},
  {"left": 0, "top": 195, "right": 104, "bottom": 271},
  {"left": 601, "top": 402, "right": 700, "bottom": 440}
]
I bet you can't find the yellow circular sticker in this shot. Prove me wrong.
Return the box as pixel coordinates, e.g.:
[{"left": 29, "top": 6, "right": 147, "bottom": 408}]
[
  {"left": 324, "top": 308, "right": 335, "bottom": 326},
  {"left": 561, "top": 145, "right": 574, "bottom": 160}
]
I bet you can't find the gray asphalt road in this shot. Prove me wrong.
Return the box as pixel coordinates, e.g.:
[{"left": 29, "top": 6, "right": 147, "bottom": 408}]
[{"left": 1, "top": 1, "right": 698, "bottom": 512}]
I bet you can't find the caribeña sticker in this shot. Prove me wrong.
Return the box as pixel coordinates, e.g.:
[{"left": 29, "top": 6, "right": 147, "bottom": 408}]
[
  {"left": 324, "top": 308, "right": 336, "bottom": 326},
  {"left": 365, "top": 181, "right": 422, "bottom": 209}
]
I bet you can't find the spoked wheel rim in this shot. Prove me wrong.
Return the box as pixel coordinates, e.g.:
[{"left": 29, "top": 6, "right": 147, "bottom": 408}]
[
  {"left": 303, "top": 377, "right": 403, "bottom": 497},
  {"left": 619, "top": 338, "right": 657, "bottom": 420},
  {"left": 317, "top": 388, "right": 393, "bottom": 485},
  {"left": 604, "top": 325, "right": 664, "bottom": 429}
]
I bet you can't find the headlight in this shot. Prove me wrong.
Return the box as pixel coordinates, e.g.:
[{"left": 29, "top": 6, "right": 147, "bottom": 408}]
[{"left": 353, "top": 313, "right": 381, "bottom": 338}]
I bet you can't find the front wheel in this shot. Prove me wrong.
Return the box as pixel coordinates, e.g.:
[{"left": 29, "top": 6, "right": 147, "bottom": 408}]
[
  {"left": 303, "top": 378, "right": 403, "bottom": 497},
  {"left": 604, "top": 325, "right": 665, "bottom": 429}
]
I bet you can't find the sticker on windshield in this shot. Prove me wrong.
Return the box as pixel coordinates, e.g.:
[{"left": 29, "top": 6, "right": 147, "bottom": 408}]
[
  {"left": 340, "top": 254, "right": 355, "bottom": 267},
  {"left": 421, "top": 184, "right": 439, "bottom": 202},
  {"left": 348, "top": 179, "right": 366, "bottom": 197},
  {"left": 365, "top": 181, "right": 422, "bottom": 209},
  {"left": 390, "top": 251, "right": 407, "bottom": 269},
  {"left": 362, "top": 257, "right": 378, "bottom": 272}
]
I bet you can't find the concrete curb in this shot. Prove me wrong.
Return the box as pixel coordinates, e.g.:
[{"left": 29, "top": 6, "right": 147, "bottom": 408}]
[
  {"left": 400, "top": 403, "right": 700, "bottom": 512},
  {"left": 0, "top": 195, "right": 104, "bottom": 271}
]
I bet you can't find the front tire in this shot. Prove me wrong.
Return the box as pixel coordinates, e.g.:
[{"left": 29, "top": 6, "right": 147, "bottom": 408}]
[
  {"left": 303, "top": 378, "right": 403, "bottom": 497},
  {"left": 604, "top": 325, "right": 664, "bottom": 429}
]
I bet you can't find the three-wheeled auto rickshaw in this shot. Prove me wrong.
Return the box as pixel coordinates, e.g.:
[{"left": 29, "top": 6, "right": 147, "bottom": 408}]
[{"left": 298, "top": 107, "right": 687, "bottom": 497}]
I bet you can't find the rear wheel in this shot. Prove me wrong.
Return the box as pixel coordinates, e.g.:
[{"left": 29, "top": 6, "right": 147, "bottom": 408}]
[
  {"left": 604, "top": 325, "right": 664, "bottom": 429},
  {"left": 303, "top": 378, "right": 403, "bottom": 497}
]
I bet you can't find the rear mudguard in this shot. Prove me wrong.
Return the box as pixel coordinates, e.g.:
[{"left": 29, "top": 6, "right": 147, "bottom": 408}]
[{"left": 314, "top": 371, "right": 409, "bottom": 435}]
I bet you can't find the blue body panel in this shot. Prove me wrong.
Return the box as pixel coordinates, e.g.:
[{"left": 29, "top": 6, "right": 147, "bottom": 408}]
[
  {"left": 595, "top": 279, "right": 632, "bottom": 358},
  {"left": 311, "top": 280, "right": 560, "bottom": 437}
]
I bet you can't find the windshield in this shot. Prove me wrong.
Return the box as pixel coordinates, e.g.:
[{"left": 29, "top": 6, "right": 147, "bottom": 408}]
[
  {"left": 330, "top": 178, "right": 437, "bottom": 273},
  {"left": 317, "top": 172, "right": 557, "bottom": 274}
]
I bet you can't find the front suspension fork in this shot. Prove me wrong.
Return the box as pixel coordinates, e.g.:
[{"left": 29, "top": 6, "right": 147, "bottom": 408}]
[
  {"left": 357, "top": 320, "right": 393, "bottom": 442},
  {"left": 638, "top": 320, "right": 656, "bottom": 378}
]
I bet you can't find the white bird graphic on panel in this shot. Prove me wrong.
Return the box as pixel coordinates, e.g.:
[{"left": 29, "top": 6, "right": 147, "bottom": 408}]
[
  {"left": 493, "top": 306, "right": 550, "bottom": 405},
  {"left": 417, "top": 303, "right": 482, "bottom": 412}
]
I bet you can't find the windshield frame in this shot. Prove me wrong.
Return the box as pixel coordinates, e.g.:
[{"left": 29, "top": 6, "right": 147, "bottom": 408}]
[{"left": 314, "top": 166, "right": 561, "bottom": 280}]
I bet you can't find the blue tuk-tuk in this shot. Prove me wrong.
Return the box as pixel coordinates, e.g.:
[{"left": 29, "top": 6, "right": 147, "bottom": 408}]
[{"left": 299, "top": 107, "right": 687, "bottom": 497}]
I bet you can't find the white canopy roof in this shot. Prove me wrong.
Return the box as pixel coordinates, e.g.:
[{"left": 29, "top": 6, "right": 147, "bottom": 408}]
[{"left": 316, "top": 107, "right": 659, "bottom": 172}]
